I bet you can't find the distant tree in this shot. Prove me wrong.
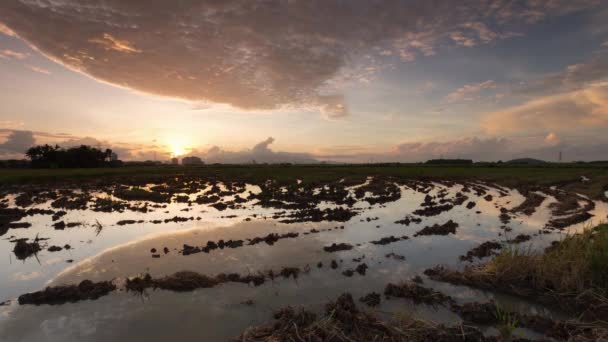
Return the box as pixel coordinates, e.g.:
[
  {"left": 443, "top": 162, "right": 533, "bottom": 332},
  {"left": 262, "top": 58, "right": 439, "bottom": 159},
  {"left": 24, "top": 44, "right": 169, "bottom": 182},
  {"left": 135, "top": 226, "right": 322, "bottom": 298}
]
[{"left": 25, "top": 144, "right": 120, "bottom": 168}]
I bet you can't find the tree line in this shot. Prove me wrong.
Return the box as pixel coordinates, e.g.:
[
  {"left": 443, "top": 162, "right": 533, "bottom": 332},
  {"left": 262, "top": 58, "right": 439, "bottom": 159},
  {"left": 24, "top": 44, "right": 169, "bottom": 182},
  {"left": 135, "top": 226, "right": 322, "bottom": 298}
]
[{"left": 25, "top": 144, "right": 121, "bottom": 168}]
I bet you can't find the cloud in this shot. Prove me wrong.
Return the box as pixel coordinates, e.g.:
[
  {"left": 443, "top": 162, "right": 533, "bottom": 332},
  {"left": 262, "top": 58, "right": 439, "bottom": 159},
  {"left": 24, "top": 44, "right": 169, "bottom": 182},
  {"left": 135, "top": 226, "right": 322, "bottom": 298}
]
[
  {"left": 0, "top": 21, "right": 15, "bottom": 36},
  {"left": 88, "top": 33, "right": 141, "bottom": 53},
  {"left": 484, "top": 81, "right": 608, "bottom": 134},
  {"left": 445, "top": 80, "right": 496, "bottom": 102},
  {"left": 391, "top": 137, "right": 512, "bottom": 162},
  {"left": 544, "top": 132, "right": 561, "bottom": 146},
  {"left": 1, "top": 49, "right": 28, "bottom": 60},
  {"left": 196, "top": 137, "right": 317, "bottom": 164},
  {"left": 517, "top": 52, "right": 608, "bottom": 96},
  {"left": 25, "top": 64, "right": 51, "bottom": 75},
  {"left": 0, "top": 130, "right": 35, "bottom": 155},
  {"left": 0, "top": 0, "right": 598, "bottom": 116}
]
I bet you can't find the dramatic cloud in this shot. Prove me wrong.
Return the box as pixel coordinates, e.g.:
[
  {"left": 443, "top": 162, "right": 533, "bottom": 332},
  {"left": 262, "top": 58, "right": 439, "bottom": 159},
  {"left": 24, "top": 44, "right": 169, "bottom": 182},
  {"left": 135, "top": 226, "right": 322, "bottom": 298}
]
[
  {"left": 0, "top": 0, "right": 598, "bottom": 116},
  {"left": 0, "top": 130, "right": 35, "bottom": 155},
  {"left": 484, "top": 81, "right": 608, "bottom": 134}
]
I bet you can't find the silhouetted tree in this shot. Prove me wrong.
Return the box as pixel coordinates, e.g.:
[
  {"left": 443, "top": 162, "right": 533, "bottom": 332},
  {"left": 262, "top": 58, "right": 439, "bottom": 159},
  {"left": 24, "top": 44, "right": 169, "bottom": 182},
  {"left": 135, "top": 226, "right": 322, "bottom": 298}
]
[{"left": 25, "top": 144, "right": 119, "bottom": 168}]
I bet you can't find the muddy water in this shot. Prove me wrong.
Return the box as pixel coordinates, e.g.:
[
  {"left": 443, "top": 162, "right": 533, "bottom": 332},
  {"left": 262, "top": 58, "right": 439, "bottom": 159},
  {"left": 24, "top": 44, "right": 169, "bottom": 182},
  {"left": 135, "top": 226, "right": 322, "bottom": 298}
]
[{"left": 1, "top": 181, "right": 607, "bottom": 341}]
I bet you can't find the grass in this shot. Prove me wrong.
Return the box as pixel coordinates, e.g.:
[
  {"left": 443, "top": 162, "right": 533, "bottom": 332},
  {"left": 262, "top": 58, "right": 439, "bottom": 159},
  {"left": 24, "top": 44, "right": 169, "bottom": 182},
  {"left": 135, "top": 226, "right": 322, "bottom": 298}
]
[
  {"left": 495, "top": 303, "right": 519, "bottom": 340},
  {"left": 488, "top": 224, "right": 608, "bottom": 295},
  {"left": 430, "top": 224, "right": 608, "bottom": 318},
  {"left": 1, "top": 164, "right": 607, "bottom": 199}
]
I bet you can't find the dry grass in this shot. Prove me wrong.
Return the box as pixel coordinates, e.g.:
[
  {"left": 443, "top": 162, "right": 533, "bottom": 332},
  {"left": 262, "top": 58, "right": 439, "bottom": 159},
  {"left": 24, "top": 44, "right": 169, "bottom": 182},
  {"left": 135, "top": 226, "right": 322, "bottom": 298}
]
[
  {"left": 489, "top": 224, "right": 608, "bottom": 295},
  {"left": 427, "top": 224, "right": 608, "bottom": 320}
]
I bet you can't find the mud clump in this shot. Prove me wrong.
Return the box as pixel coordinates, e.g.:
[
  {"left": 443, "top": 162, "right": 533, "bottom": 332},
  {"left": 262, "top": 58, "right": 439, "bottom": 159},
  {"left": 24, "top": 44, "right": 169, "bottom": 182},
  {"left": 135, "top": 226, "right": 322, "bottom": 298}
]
[
  {"left": 384, "top": 282, "right": 453, "bottom": 305},
  {"left": 412, "top": 203, "right": 454, "bottom": 217},
  {"left": 280, "top": 207, "right": 358, "bottom": 224},
  {"left": 370, "top": 235, "right": 408, "bottom": 245},
  {"left": 394, "top": 215, "right": 422, "bottom": 226},
  {"left": 385, "top": 252, "right": 406, "bottom": 261},
  {"left": 52, "top": 221, "right": 66, "bottom": 230},
  {"left": 459, "top": 241, "right": 502, "bottom": 262},
  {"left": 13, "top": 239, "right": 41, "bottom": 260},
  {"left": 323, "top": 243, "right": 353, "bottom": 253},
  {"left": 154, "top": 271, "right": 219, "bottom": 291},
  {"left": 511, "top": 192, "right": 545, "bottom": 216},
  {"left": 414, "top": 220, "right": 458, "bottom": 237},
  {"left": 234, "top": 292, "right": 489, "bottom": 341},
  {"left": 355, "top": 263, "right": 368, "bottom": 275},
  {"left": 47, "top": 245, "right": 63, "bottom": 252},
  {"left": 507, "top": 234, "right": 531, "bottom": 244},
  {"left": 18, "top": 280, "right": 116, "bottom": 305},
  {"left": 547, "top": 211, "right": 593, "bottom": 230},
  {"left": 359, "top": 292, "right": 381, "bottom": 307},
  {"left": 116, "top": 219, "right": 138, "bottom": 226}
]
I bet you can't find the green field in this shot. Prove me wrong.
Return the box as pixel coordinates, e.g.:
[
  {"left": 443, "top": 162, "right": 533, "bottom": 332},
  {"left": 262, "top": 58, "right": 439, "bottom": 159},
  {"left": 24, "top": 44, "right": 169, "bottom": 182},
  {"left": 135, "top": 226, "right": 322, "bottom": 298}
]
[{"left": 2, "top": 164, "right": 607, "bottom": 200}]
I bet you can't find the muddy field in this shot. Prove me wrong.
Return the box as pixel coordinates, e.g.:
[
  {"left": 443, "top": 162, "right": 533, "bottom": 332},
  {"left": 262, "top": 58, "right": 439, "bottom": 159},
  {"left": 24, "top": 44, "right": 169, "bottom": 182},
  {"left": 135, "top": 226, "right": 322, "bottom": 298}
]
[{"left": 1, "top": 173, "right": 607, "bottom": 341}]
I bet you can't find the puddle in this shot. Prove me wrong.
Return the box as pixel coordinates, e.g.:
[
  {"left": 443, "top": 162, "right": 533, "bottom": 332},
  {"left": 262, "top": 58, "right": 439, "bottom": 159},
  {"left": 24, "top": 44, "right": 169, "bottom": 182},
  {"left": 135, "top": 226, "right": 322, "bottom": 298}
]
[{"left": 0, "top": 179, "right": 606, "bottom": 341}]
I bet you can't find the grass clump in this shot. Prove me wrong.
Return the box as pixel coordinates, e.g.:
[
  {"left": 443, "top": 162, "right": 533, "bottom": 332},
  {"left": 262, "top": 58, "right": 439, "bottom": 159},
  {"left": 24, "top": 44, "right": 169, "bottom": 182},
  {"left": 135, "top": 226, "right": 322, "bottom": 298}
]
[
  {"left": 488, "top": 224, "right": 608, "bottom": 294},
  {"left": 427, "top": 224, "right": 608, "bottom": 319}
]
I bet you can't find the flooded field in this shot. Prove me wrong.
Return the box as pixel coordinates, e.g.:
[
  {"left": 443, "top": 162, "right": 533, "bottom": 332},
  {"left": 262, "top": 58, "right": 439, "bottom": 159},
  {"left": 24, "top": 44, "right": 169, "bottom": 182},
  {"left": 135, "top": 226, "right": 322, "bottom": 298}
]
[{"left": 1, "top": 176, "right": 607, "bottom": 341}]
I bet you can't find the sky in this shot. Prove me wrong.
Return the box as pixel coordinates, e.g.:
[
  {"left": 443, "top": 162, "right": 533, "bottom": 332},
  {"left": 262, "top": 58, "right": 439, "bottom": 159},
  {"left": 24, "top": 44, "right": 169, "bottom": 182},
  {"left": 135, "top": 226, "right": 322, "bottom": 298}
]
[{"left": 0, "top": 0, "right": 607, "bottom": 163}]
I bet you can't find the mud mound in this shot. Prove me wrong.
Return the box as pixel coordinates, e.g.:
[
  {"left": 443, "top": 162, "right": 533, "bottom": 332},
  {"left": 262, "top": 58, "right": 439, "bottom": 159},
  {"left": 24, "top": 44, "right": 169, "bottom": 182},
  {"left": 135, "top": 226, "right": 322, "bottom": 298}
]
[
  {"left": 234, "top": 292, "right": 490, "bottom": 341},
  {"left": 384, "top": 282, "right": 453, "bottom": 305},
  {"left": 414, "top": 220, "right": 458, "bottom": 237},
  {"left": 13, "top": 239, "right": 41, "bottom": 260},
  {"left": 18, "top": 280, "right": 116, "bottom": 305},
  {"left": 323, "top": 243, "right": 353, "bottom": 252},
  {"left": 154, "top": 271, "right": 219, "bottom": 291},
  {"left": 460, "top": 241, "right": 502, "bottom": 262}
]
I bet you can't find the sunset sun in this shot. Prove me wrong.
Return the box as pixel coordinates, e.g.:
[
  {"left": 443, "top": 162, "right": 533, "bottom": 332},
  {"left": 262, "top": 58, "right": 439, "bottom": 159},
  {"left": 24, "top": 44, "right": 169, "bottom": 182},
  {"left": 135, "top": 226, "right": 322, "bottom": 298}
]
[{"left": 168, "top": 140, "right": 188, "bottom": 157}]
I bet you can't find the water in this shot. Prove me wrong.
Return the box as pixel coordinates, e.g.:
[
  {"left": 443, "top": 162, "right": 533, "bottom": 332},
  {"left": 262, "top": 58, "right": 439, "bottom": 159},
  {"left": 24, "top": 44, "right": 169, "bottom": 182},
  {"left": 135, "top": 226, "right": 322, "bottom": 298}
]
[{"left": 1, "top": 180, "right": 606, "bottom": 341}]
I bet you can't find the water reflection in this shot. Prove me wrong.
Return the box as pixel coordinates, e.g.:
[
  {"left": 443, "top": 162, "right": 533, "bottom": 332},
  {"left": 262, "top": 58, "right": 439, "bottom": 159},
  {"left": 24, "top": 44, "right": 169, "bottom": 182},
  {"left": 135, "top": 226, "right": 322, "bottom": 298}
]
[{"left": 1, "top": 180, "right": 606, "bottom": 341}]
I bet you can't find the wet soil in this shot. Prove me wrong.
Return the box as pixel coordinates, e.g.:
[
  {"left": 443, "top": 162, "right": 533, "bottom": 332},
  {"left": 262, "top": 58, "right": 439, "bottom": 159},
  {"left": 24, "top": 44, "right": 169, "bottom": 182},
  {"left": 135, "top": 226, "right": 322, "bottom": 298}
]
[
  {"left": 18, "top": 280, "right": 116, "bottom": 305},
  {"left": 414, "top": 220, "right": 459, "bottom": 237},
  {"left": 459, "top": 241, "right": 503, "bottom": 262}
]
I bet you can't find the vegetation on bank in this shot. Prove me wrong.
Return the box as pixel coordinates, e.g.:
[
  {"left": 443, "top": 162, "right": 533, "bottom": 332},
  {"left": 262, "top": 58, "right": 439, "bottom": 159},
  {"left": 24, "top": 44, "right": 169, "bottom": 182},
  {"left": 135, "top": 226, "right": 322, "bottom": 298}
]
[
  {"left": 25, "top": 144, "right": 120, "bottom": 168},
  {"left": 427, "top": 224, "right": 608, "bottom": 320}
]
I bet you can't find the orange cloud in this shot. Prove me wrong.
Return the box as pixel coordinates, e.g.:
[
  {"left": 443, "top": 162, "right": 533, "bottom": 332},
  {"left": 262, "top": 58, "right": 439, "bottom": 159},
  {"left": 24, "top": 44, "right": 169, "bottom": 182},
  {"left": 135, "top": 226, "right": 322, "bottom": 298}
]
[
  {"left": 89, "top": 33, "right": 141, "bottom": 53},
  {"left": 26, "top": 64, "right": 51, "bottom": 75},
  {"left": 1, "top": 49, "right": 28, "bottom": 60},
  {"left": 0, "top": 22, "right": 15, "bottom": 36},
  {"left": 484, "top": 81, "right": 608, "bottom": 134}
]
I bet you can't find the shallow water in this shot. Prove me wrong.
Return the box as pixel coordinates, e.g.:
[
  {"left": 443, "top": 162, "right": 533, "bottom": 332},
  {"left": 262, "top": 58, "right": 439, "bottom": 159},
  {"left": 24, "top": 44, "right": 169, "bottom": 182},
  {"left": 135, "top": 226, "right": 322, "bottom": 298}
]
[{"left": 1, "top": 180, "right": 606, "bottom": 341}]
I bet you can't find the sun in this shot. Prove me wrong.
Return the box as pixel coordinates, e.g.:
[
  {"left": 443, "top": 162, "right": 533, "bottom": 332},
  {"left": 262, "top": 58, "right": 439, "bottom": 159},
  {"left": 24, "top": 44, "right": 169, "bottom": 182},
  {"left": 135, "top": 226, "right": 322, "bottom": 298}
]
[{"left": 168, "top": 139, "right": 188, "bottom": 157}]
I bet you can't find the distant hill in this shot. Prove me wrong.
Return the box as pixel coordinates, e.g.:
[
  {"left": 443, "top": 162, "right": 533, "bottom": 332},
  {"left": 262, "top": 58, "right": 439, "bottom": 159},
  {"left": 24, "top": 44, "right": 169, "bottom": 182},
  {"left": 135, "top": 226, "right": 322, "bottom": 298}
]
[
  {"left": 506, "top": 158, "right": 548, "bottom": 165},
  {"left": 425, "top": 159, "right": 473, "bottom": 165}
]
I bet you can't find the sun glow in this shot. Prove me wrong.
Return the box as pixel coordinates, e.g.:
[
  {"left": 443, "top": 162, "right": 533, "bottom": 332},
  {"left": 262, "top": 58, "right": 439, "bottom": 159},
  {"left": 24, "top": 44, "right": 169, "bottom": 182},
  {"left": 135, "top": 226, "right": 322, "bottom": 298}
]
[{"left": 167, "top": 139, "right": 188, "bottom": 157}]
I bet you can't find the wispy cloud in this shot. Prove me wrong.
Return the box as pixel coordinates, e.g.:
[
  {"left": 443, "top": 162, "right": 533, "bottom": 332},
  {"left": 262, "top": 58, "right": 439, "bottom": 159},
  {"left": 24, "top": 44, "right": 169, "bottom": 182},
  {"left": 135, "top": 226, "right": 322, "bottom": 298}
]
[
  {"left": 484, "top": 81, "right": 608, "bottom": 134},
  {"left": 445, "top": 80, "right": 496, "bottom": 102},
  {"left": 1, "top": 49, "right": 28, "bottom": 60},
  {"left": 25, "top": 64, "right": 51, "bottom": 75},
  {"left": 88, "top": 33, "right": 141, "bottom": 54}
]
